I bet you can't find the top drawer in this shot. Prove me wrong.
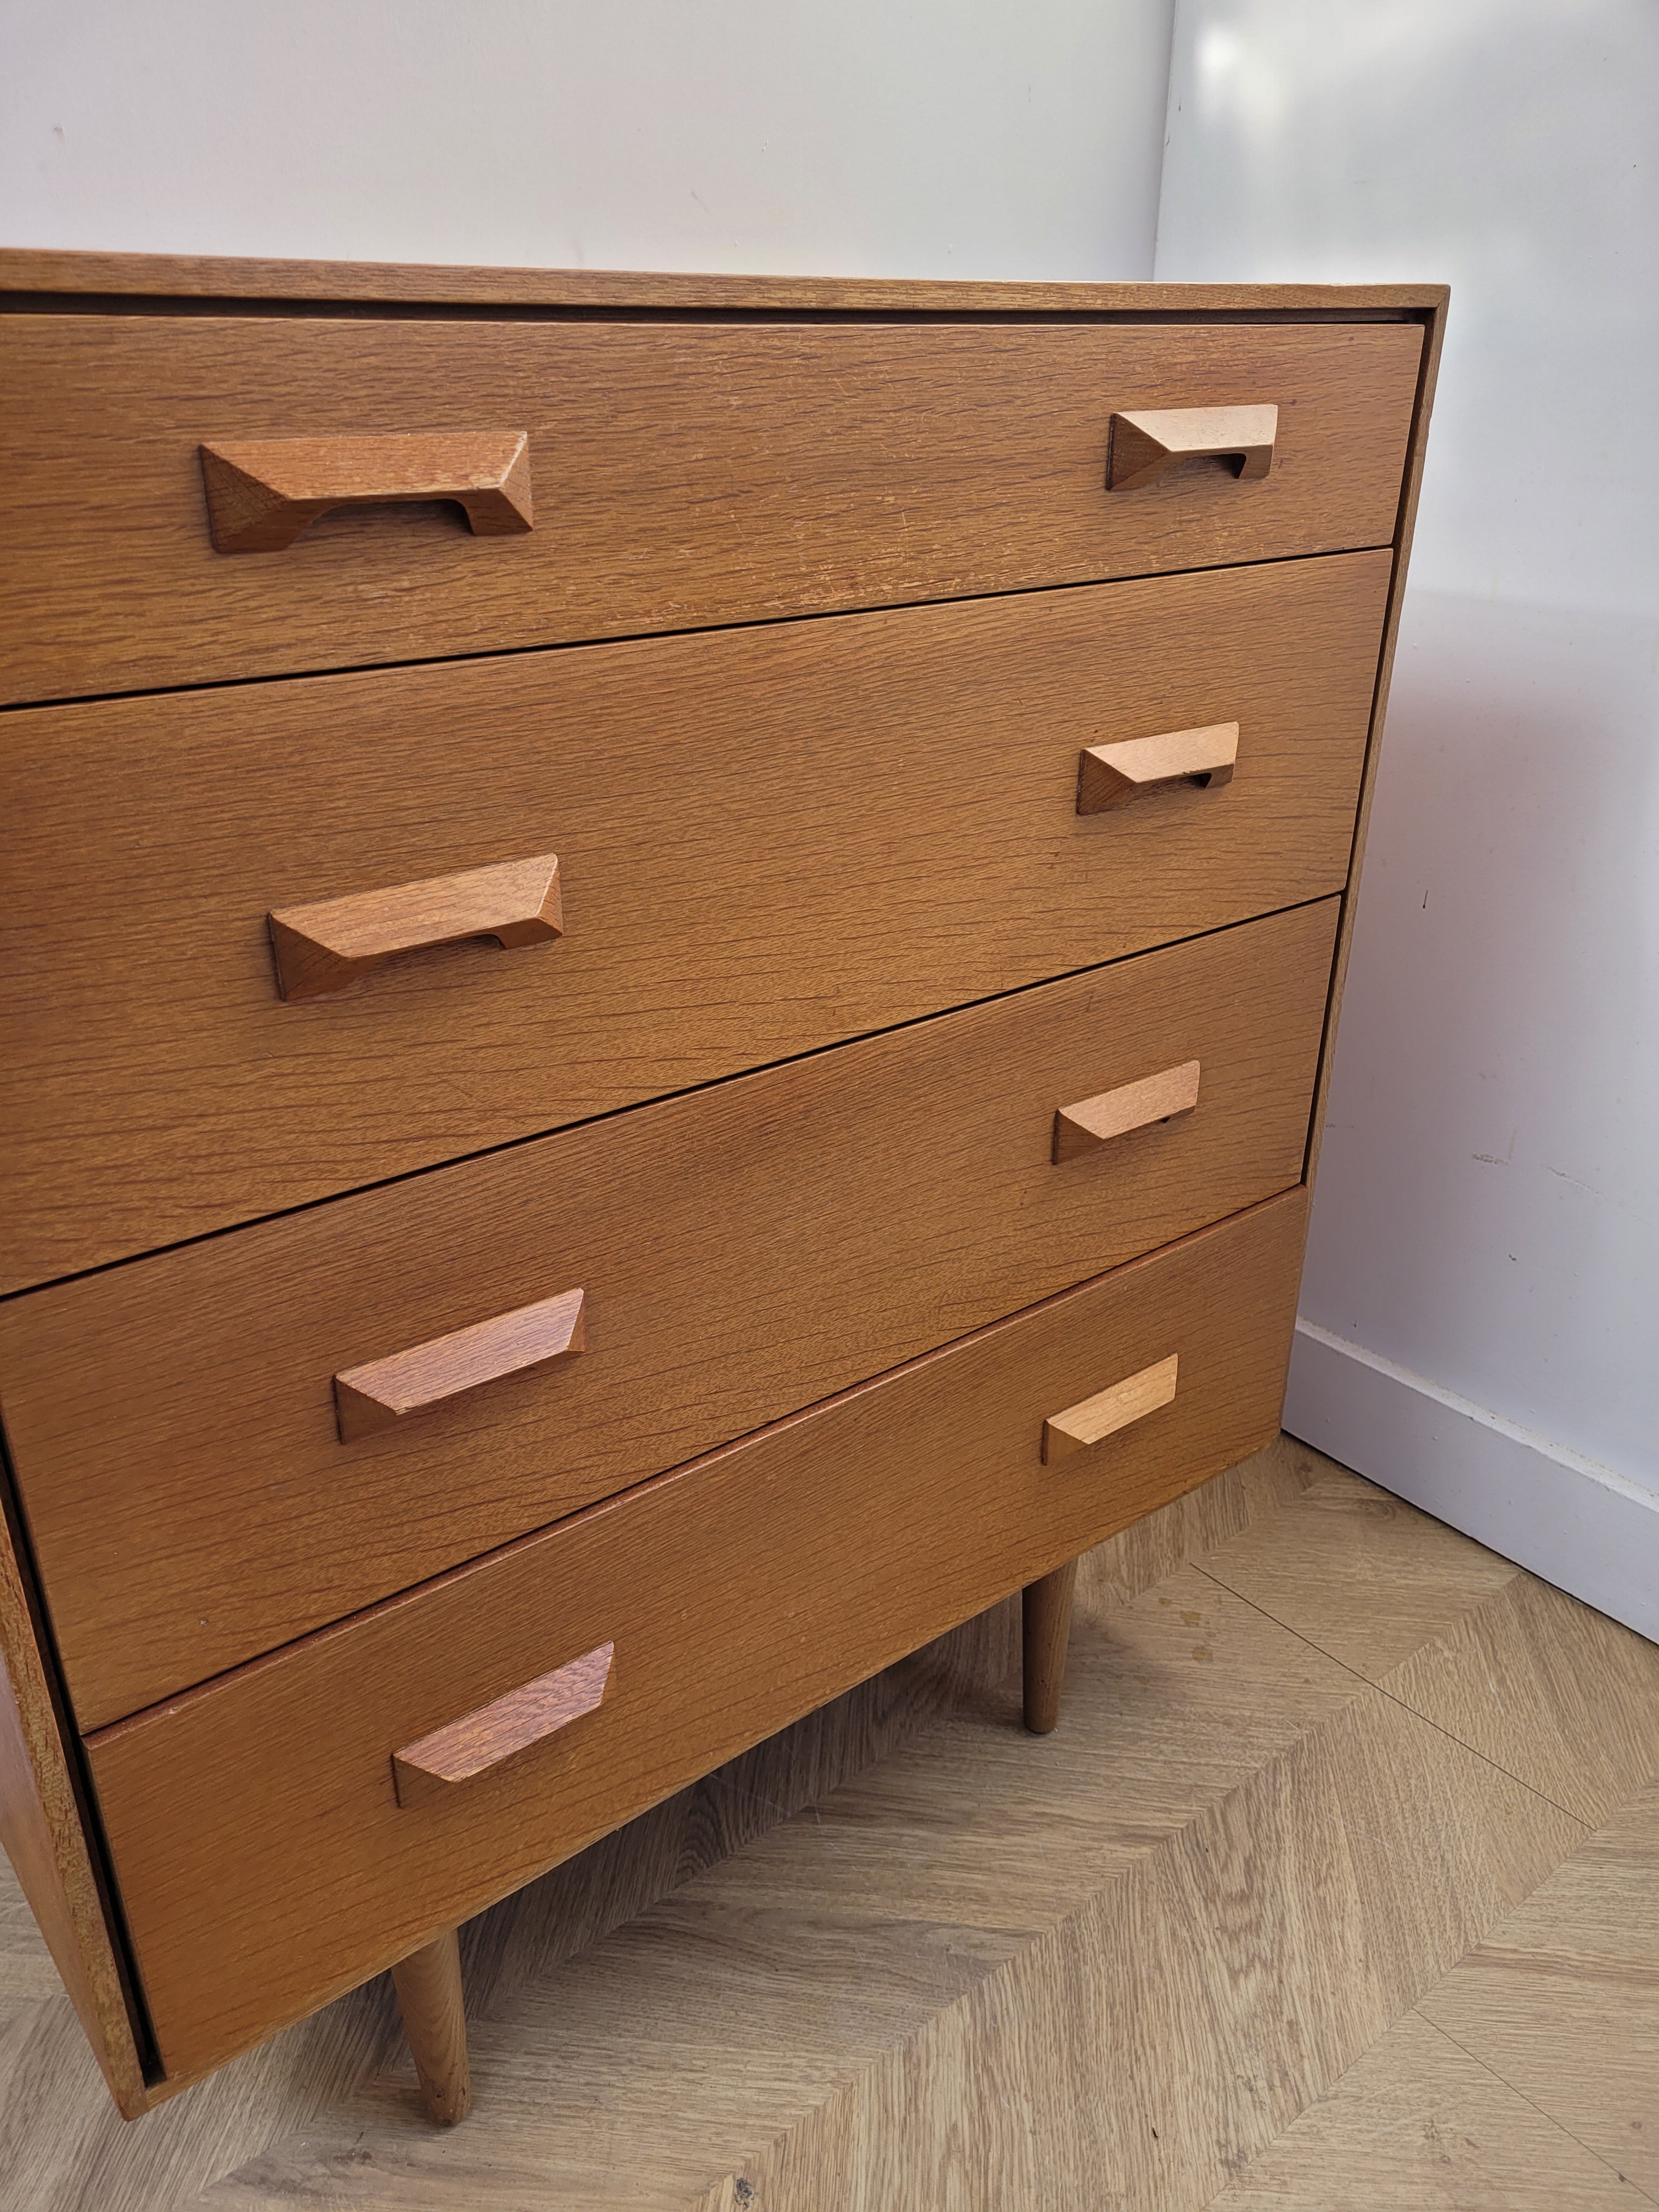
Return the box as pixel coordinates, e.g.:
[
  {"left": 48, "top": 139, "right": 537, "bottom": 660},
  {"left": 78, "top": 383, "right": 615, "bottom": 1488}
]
[{"left": 0, "top": 315, "right": 1423, "bottom": 703}]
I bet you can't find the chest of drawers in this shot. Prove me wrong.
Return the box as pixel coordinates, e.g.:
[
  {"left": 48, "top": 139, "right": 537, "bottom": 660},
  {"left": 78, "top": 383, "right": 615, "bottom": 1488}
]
[{"left": 0, "top": 251, "right": 1444, "bottom": 2124}]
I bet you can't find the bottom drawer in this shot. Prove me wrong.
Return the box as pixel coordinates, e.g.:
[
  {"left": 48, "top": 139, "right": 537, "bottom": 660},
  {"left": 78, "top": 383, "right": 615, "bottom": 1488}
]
[{"left": 88, "top": 1188, "right": 1308, "bottom": 2083}]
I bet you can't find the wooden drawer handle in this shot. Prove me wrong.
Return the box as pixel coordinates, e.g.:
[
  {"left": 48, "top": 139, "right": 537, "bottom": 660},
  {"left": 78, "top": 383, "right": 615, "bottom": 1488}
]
[
  {"left": 392, "top": 1641, "right": 614, "bottom": 1806},
  {"left": 269, "top": 854, "right": 563, "bottom": 1002},
  {"left": 1042, "top": 1355, "right": 1178, "bottom": 1465},
  {"left": 1053, "top": 1061, "right": 1200, "bottom": 1164},
  {"left": 1106, "top": 405, "right": 1277, "bottom": 492},
  {"left": 334, "top": 1286, "right": 586, "bottom": 1442},
  {"left": 200, "top": 430, "right": 533, "bottom": 552},
  {"left": 1077, "top": 723, "right": 1238, "bottom": 815}
]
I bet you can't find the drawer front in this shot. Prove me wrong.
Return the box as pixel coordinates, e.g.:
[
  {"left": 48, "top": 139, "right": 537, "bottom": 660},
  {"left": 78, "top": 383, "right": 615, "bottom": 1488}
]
[
  {"left": 0, "top": 552, "right": 1389, "bottom": 1290},
  {"left": 1, "top": 901, "right": 1336, "bottom": 1729},
  {"left": 0, "top": 313, "right": 1421, "bottom": 702},
  {"left": 86, "top": 1188, "right": 1310, "bottom": 2082}
]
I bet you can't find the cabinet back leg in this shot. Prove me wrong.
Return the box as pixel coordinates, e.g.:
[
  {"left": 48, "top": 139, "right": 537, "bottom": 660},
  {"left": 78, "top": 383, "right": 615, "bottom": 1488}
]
[
  {"left": 1023, "top": 1556, "right": 1080, "bottom": 1734},
  {"left": 391, "top": 1926, "right": 473, "bottom": 2124}
]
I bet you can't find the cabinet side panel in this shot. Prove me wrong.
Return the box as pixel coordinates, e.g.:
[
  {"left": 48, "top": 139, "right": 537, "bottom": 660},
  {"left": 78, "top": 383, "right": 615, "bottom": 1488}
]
[
  {"left": 1305, "top": 297, "right": 1448, "bottom": 1189},
  {"left": 0, "top": 1496, "right": 150, "bottom": 2115}
]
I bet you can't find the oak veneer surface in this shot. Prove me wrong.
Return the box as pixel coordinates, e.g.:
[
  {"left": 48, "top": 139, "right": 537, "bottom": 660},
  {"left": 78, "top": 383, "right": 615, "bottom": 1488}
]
[
  {"left": 0, "top": 550, "right": 1389, "bottom": 1289},
  {"left": 1, "top": 900, "right": 1335, "bottom": 1730},
  {"left": 84, "top": 1189, "right": 1308, "bottom": 2084},
  {"left": 0, "top": 245, "right": 1451, "bottom": 313},
  {"left": 0, "top": 315, "right": 1420, "bottom": 702}
]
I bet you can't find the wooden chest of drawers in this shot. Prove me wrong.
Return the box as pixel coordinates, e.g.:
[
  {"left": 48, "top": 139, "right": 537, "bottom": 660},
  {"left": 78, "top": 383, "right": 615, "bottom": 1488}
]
[{"left": 0, "top": 250, "right": 1444, "bottom": 2124}]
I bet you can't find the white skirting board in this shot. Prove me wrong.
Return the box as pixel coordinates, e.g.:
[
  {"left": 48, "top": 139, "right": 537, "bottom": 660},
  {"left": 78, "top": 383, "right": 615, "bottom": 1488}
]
[{"left": 1283, "top": 1321, "right": 1659, "bottom": 1646}]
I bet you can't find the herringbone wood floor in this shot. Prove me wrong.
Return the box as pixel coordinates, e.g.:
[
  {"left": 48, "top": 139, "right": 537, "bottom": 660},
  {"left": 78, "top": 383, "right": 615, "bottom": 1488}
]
[{"left": 3, "top": 1438, "right": 1656, "bottom": 2209}]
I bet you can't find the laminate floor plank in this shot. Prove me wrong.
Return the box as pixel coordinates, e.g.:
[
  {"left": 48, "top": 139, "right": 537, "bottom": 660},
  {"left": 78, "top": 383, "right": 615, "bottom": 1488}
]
[
  {"left": 1076, "top": 1431, "right": 1321, "bottom": 1614},
  {"left": 697, "top": 1682, "right": 1582, "bottom": 2212},
  {"left": 1197, "top": 1468, "right": 1521, "bottom": 1677},
  {"left": 1418, "top": 1779, "right": 1659, "bottom": 2202},
  {"left": 1204, "top": 1469, "right": 1659, "bottom": 1824},
  {"left": 0, "top": 1995, "right": 131, "bottom": 2212},
  {"left": 0, "top": 1878, "right": 70, "bottom": 2005},
  {"left": 0, "top": 1994, "right": 52, "bottom": 2119},
  {"left": 1201, "top": 2007, "right": 1649, "bottom": 2209},
  {"left": 1379, "top": 1578, "right": 1659, "bottom": 1827}
]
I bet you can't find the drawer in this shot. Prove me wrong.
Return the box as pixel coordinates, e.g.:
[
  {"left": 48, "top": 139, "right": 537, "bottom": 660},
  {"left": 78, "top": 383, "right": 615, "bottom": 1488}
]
[
  {"left": 0, "top": 552, "right": 1389, "bottom": 1289},
  {"left": 1, "top": 900, "right": 1337, "bottom": 1729},
  {"left": 85, "top": 1187, "right": 1310, "bottom": 2081},
  {"left": 0, "top": 313, "right": 1421, "bottom": 702}
]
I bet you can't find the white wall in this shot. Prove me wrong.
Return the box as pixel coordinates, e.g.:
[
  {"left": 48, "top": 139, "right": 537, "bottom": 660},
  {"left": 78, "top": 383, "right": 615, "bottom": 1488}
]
[
  {"left": 1158, "top": 0, "right": 1659, "bottom": 1636},
  {"left": 0, "top": 0, "right": 1174, "bottom": 280}
]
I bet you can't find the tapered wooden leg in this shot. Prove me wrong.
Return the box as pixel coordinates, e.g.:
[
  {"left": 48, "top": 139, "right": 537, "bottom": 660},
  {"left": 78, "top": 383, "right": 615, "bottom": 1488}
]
[
  {"left": 1022, "top": 1555, "right": 1080, "bottom": 1734},
  {"left": 391, "top": 1927, "right": 473, "bottom": 2124}
]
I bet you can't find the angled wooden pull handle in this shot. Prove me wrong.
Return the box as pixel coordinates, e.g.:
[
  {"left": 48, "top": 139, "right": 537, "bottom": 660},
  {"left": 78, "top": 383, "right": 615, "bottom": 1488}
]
[
  {"left": 1107, "top": 405, "right": 1277, "bottom": 492},
  {"left": 200, "top": 430, "right": 533, "bottom": 552},
  {"left": 334, "top": 1286, "right": 585, "bottom": 1442},
  {"left": 1053, "top": 1061, "right": 1200, "bottom": 1164},
  {"left": 393, "top": 1641, "right": 614, "bottom": 1807},
  {"left": 1077, "top": 723, "right": 1238, "bottom": 815},
  {"left": 1042, "top": 1355, "right": 1178, "bottom": 1465},
  {"left": 269, "top": 854, "right": 562, "bottom": 1001}
]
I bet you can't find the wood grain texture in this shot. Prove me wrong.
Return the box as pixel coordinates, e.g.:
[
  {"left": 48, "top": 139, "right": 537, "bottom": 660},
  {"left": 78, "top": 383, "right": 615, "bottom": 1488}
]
[
  {"left": 83, "top": 1193, "right": 1308, "bottom": 2081},
  {"left": 1205, "top": 2007, "right": 1649, "bottom": 2209},
  {"left": 199, "top": 430, "right": 533, "bottom": 552},
  {"left": 1041, "top": 1352, "right": 1180, "bottom": 1463},
  {"left": 1107, "top": 403, "right": 1277, "bottom": 490},
  {"left": 387, "top": 1931, "right": 471, "bottom": 2128},
  {"left": 1053, "top": 1061, "right": 1201, "bottom": 1163},
  {"left": 1076, "top": 720, "right": 1239, "bottom": 814},
  {"left": 0, "top": 554, "right": 1387, "bottom": 1289},
  {"left": 1200, "top": 1464, "right": 1521, "bottom": 1676},
  {"left": 0, "top": 1595, "right": 1022, "bottom": 2179},
  {"left": 268, "top": 851, "right": 563, "bottom": 1003},
  {"left": 0, "top": 1508, "right": 147, "bottom": 2117},
  {"left": 0, "top": 245, "right": 1451, "bottom": 313},
  {"left": 0, "top": 256, "right": 1443, "bottom": 2138},
  {"left": 1417, "top": 1780, "right": 1659, "bottom": 2202},
  {"left": 0, "top": 314, "right": 1420, "bottom": 703},
  {"left": 700, "top": 1686, "right": 1582, "bottom": 2212},
  {"left": 1020, "top": 1558, "right": 1079, "bottom": 1735},
  {"left": 1378, "top": 1575, "right": 1659, "bottom": 1830},
  {"left": 392, "top": 1642, "right": 613, "bottom": 1805},
  {"left": 333, "top": 1285, "right": 587, "bottom": 1443},
  {"left": 0, "top": 1444, "right": 1290, "bottom": 2148},
  {"left": 6, "top": 902, "right": 1336, "bottom": 1727},
  {"left": 3, "top": 1433, "right": 1638, "bottom": 2208},
  {"left": 1304, "top": 289, "right": 1449, "bottom": 1193},
  {"left": 1075, "top": 1429, "right": 1322, "bottom": 1613},
  {"left": 1204, "top": 1469, "right": 1659, "bottom": 1826}
]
